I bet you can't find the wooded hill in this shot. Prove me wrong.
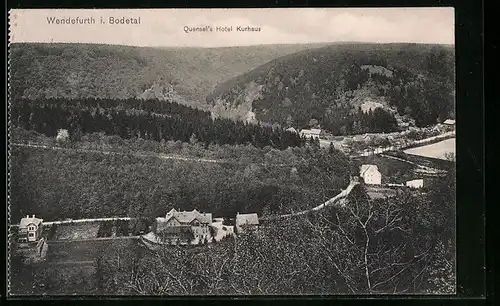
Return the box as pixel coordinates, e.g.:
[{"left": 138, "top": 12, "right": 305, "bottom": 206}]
[
  {"left": 207, "top": 43, "right": 455, "bottom": 133},
  {"left": 9, "top": 42, "right": 330, "bottom": 110},
  {"left": 10, "top": 98, "right": 303, "bottom": 149},
  {"left": 9, "top": 128, "right": 350, "bottom": 222}
]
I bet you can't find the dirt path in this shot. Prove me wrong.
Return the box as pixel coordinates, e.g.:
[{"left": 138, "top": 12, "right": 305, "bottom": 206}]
[
  {"left": 48, "top": 236, "right": 140, "bottom": 243},
  {"left": 10, "top": 142, "right": 300, "bottom": 167},
  {"left": 50, "top": 260, "right": 95, "bottom": 266},
  {"left": 261, "top": 179, "right": 359, "bottom": 221}
]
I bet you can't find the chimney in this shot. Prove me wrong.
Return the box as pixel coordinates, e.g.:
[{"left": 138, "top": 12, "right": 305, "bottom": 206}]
[
  {"left": 26, "top": 215, "right": 29, "bottom": 218},
  {"left": 32, "top": 215, "right": 35, "bottom": 218}
]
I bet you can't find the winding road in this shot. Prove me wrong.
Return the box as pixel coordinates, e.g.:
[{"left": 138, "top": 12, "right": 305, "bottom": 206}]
[
  {"left": 10, "top": 142, "right": 302, "bottom": 167},
  {"left": 261, "top": 179, "right": 359, "bottom": 221}
]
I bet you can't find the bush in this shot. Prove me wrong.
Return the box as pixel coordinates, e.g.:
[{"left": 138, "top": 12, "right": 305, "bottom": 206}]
[{"left": 97, "top": 221, "right": 113, "bottom": 238}]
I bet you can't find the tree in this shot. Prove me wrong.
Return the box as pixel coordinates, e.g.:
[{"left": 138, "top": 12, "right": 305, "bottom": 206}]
[
  {"left": 55, "top": 129, "right": 69, "bottom": 143},
  {"left": 329, "top": 142, "right": 335, "bottom": 154},
  {"left": 309, "top": 118, "right": 319, "bottom": 128},
  {"left": 444, "top": 152, "right": 455, "bottom": 162}
]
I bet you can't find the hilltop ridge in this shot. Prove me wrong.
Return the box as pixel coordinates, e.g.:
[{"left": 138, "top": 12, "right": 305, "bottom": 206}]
[
  {"left": 207, "top": 43, "right": 455, "bottom": 133},
  {"left": 9, "top": 42, "right": 332, "bottom": 110}
]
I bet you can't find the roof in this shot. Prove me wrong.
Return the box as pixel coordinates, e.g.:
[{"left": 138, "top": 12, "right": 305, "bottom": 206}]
[
  {"left": 160, "top": 208, "right": 212, "bottom": 225},
  {"left": 406, "top": 179, "right": 424, "bottom": 184},
  {"left": 19, "top": 216, "right": 43, "bottom": 229},
  {"left": 443, "top": 119, "right": 455, "bottom": 125},
  {"left": 286, "top": 127, "right": 297, "bottom": 133},
  {"left": 300, "top": 129, "right": 321, "bottom": 136},
  {"left": 360, "top": 164, "right": 380, "bottom": 177},
  {"left": 236, "top": 213, "right": 259, "bottom": 227}
]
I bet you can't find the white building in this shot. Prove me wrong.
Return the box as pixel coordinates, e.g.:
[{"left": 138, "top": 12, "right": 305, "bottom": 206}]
[
  {"left": 154, "top": 208, "right": 213, "bottom": 244},
  {"left": 286, "top": 127, "right": 298, "bottom": 134},
  {"left": 18, "top": 215, "right": 43, "bottom": 243},
  {"left": 235, "top": 213, "right": 259, "bottom": 234},
  {"left": 359, "top": 164, "right": 382, "bottom": 185},
  {"left": 406, "top": 179, "right": 424, "bottom": 188},
  {"left": 300, "top": 128, "right": 321, "bottom": 139},
  {"left": 443, "top": 119, "right": 455, "bottom": 125}
]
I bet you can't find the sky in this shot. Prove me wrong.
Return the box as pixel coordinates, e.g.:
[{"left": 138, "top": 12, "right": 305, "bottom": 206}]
[{"left": 9, "top": 8, "right": 455, "bottom": 47}]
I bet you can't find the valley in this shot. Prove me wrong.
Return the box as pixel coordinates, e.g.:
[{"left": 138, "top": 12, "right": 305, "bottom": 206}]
[{"left": 8, "top": 40, "right": 456, "bottom": 296}]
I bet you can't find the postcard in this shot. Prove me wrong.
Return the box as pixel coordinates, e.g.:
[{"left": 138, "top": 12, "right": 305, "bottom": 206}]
[{"left": 8, "top": 8, "right": 455, "bottom": 296}]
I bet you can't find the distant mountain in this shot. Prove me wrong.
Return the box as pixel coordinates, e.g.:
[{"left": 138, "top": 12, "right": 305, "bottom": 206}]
[
  {"left": 207, "top": 43, "right": 455, "bottom": 133},
  {"left": 8, "top": 42, "right": 332, "bottom": 110}
]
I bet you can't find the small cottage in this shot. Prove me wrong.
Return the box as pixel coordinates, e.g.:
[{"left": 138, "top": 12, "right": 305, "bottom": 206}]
[
  {"left": 18, "top": 215, "right": 43, "bottom": 243},
  {"left": 406, "top": 179, "right": 424, "bottom": 189},
  {"left": 443, "top": 119, "right": 455, "bottom": 125},
  {"left": 359, "top": 164, "right": 382, "bottom": 185},
  {"left": 235, "top": 213, "right": 259, "bottom": 234}
]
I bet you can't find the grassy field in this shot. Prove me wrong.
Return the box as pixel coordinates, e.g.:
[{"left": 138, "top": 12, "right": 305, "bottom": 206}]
[
  {"left": 14, "top": 237, "right": 148, "bottom": 295},
  {"left": 42, "top": 263, "right": 98, "bottom": 295},
  {"left": 46, "top": 237, "right": 142, "bottom": 262},
  {"left": 404, "top": 138, "right": 455, "bottom": 160},
  {"left": 365, "top": 185, "right": 400, "bottom": 200},
  {"left": 53, "top": 223, "right": 100, "bottom": 240},
  {"left": 352, "top": 154, "right": 417, "bottom": 184},
  {"left": 384, "top": 150, "right": 455, "bottom": 171}
]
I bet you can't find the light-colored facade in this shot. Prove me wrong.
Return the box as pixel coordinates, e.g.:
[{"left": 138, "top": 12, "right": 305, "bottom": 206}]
[
  {"left": 18, "top": 215, "right": 43, "bottom": 243},
  {"left": 443, "top": 119, "right": 455, "bottom": 125},
  {"left": 235, "top": 213, "right": 259, "bottom": 233},
  {"left": 406, "top": 179, "right": 424, "bottom": 188},
  {"left": 155, "top": 209, "right": 213, "bottom": 244},
  {"left": 300, "top": 129, "right": 321, "bottom": 139},
  {"left": 359, "top": 164, "right": 382, "bottom": 185}
]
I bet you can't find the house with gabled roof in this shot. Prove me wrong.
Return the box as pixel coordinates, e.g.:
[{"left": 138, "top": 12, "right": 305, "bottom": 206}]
[
  {"left": 235, "top": 213, "right": 259, "bottom": 234},
  {"left": 300, "top": 129, "right": 322, "bottom": 139},
  {"left": 154, "top": 208, "right": 213, "bottom": 244},
  {"left": 18, "top": 215, "right": 43, "bottom": 243},
  {"left": 359, "top": 164, "right": 382, "bottom": 185}
]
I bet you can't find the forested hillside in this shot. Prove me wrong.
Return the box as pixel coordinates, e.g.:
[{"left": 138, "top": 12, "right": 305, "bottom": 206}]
[
  {"left": 9, "top": 42, "right": 330, "bottom": 109},
  {"left": 10, "top": 98, "right": 303, "bottom": 149},
  {"left": 207, "top": 43, "right": 455, "bottom": 133},
  {"left": 10, "top": 129, "right": 350, "bottom": 221},
  {"left": 95, "top": 171, "right": 455, "bottom": 295}
]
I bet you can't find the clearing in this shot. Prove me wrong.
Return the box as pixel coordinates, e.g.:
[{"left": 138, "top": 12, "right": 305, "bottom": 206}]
[
  {"left": 52, "top": 223, "right": 100, "bottom": 240},
  {"left": 353, "top": 154, "right": 417, "bottom": 184},
  {"left": 404, "top": 138, "right": 455, "bottom": 160},
  {"left": 365, "top": 186, "right": 400, "bottom": 200}
]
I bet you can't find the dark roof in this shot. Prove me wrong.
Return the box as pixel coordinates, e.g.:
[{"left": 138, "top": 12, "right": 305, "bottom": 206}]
[{"left": 360, "top": 164, "right": 379, "bottom": 177}]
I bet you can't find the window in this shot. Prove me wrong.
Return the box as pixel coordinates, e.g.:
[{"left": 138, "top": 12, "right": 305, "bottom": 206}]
[{"left": 28, "top": 233, "right": 35, "bottom": 237}]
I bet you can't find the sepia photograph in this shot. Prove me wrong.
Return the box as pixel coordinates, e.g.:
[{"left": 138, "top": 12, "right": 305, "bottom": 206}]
[{"left": 7, "top": 8, "right": 456, "bottom": 296}]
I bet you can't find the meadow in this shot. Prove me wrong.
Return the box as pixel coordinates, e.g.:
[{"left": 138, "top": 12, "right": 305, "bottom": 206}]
[{"left": 404, "top": 138, "right": 455, "bottom": 160}]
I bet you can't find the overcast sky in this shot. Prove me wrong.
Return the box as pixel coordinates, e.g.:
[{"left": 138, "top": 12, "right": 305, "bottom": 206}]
[{"left": 9, "top": 8, "right": 454, "bottom": 47}]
